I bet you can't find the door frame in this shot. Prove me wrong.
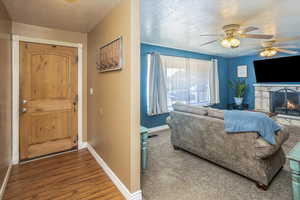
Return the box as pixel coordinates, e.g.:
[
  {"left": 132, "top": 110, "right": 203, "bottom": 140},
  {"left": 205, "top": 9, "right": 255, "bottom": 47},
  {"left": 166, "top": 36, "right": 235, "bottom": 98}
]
[{"left": 12, "top": 35, "right": 84, "bottom": 164}]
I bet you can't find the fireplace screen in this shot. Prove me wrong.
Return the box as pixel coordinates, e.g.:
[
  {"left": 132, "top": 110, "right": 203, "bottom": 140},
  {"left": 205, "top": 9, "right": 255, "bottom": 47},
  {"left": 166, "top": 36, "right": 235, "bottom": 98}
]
[{"left": 270, "top": 88, "right": 300, "bottom": 116}]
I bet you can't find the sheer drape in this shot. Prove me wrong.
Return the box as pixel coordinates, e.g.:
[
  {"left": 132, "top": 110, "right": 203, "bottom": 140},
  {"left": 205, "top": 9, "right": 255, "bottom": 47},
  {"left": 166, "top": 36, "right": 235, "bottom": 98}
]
[
  {"left": 161, "top": 55, "right": 188, "bottom": 108},
  {"left": 161, "top": 56, "right": 211, "bottom": 107},
  {"left": 147, "top": 54, "right": 220, "bottom": 115},
  {"left": 189, "top": 58, "right": 211, "bottom": 105}
]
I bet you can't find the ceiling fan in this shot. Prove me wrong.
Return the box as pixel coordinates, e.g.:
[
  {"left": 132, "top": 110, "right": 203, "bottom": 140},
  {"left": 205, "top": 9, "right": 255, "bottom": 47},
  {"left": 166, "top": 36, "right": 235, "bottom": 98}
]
[
  {"left": 199, "top": 24, "right": 274, "bottom": 49},
  {"left": 255, "top": 39, "right": 299, "bottom": 57}
]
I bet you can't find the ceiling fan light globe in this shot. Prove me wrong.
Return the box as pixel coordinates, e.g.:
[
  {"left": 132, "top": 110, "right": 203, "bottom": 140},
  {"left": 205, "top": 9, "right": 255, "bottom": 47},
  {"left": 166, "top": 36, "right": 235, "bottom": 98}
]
[
  {"left": 260, "top": 49, "right": 277, "bottom": 57},
  {"left": 260, "top": 51, "right": 267, "bottom": 57},
  {"left": 221, "top": 38, "right": 231, "bottom": 48},
  {"left": 270, "top": 49, "right": 277, "bottom": 56},
  {"left": 230, "top": 38, "right": 241, "bottom": 48},
  {"left": 221, "top": 37, "right": 240, "bottom": 48}
]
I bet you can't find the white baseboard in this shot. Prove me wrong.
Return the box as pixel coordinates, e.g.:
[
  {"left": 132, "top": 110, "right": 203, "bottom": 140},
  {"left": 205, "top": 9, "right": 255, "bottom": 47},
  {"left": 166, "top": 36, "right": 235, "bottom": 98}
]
[
  {"left": 148, "top": 125, "right": 169, "bottom": 133},
  {"left": 87, "top": 144, "right": 142, "bottom": 200},
  {"left": 12, "top": 158, "right": 18, "bottom": 165},
  {"left": 79, "top": 142, "right": 88, "bottom": 149},
  {"left": 0, "top": 164, "right": 12, "bottom": 200},
  {"left": 130, "top": 190, "right": 143, "bottom": 200}
]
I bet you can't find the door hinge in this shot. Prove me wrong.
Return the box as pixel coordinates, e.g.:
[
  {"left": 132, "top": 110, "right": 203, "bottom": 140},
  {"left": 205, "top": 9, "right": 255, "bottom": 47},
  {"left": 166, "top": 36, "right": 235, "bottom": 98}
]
[{"left": 76, "top": 56, "right": 79, "bottom": 64}]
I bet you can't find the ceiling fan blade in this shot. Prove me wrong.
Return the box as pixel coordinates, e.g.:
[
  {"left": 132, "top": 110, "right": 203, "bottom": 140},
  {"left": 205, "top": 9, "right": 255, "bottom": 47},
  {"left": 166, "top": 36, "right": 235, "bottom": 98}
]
[
  {"left": 276, "top": 48, "right": 298, "bottom": 54},
  {"left": 240, "top": 34, "right": 274, "bottom": 39},
  {"left": 276, "top": 36, "right": 300, "bottom": 43},
  {"left": 199, "top": 34, "right": 224, "bottom": 37},
  {"left": 273, "top": 45, "right": 299, "bottom": 49},
  {"left": 248, "top": 49, "right": 262, "bottom": 54},
  {"left": 199, "top": 40, "right": 218, "bottom": 47},
  {"left": 239, "top": 26, "right": 259, "bottom": 33}
]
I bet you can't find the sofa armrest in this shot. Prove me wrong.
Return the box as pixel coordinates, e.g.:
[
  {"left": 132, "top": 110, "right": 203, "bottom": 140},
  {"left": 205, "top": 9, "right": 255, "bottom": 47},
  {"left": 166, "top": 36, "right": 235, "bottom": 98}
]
[
  {"left": 254, "top": 126, "right": 289, "bottom": 159},
  {"left": 224, "top": 131, "right": 258, "bottom": 159}
]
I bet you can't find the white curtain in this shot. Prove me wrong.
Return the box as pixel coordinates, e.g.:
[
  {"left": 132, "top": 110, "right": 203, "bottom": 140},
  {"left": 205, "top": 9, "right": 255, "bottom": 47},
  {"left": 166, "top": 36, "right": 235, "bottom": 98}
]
[
  {"left": 147, "top": 55, "right": 220, "bottom": 115},
  {"left": 162, "top": 56, "right": 211, "bottom": 107},
  {"left": 188, "top": 58, "right": 211, "bottom": 105},
  {"left": 161, "top": 55, "right": 188, "bottom": 107},
  {"left": 209, "top": 59, "right": 220, "bottom": 104},
  {"left": 147, "top": 53, "right": 169, "bottom": 115}
]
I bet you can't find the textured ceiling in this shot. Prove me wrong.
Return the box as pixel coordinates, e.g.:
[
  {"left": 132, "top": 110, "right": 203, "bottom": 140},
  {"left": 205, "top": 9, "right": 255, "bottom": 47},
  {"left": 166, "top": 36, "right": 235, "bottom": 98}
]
[
  {"left": 141, "top": 0, "right": 300, "bottom": 57},
  {"left": 2, "top": 0, "right": 120, "bottom": 33}
]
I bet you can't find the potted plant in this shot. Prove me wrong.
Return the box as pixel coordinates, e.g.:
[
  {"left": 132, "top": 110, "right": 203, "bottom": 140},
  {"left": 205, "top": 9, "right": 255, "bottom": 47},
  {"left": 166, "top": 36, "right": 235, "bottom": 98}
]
[{"left": 229, "top": 80, "right": 247, "bottom": 106}]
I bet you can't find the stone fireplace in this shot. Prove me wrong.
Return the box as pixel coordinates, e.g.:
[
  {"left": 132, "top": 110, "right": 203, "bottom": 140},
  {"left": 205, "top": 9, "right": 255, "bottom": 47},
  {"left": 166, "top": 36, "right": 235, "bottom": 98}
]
[{"left": 254, "top": 84, "right": 300, "bottom": 126}]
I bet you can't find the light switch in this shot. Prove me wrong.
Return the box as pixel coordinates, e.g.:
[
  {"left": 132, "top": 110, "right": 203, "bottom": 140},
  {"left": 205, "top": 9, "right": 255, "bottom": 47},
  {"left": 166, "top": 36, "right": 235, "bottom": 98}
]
[{"left": 89, "top": 88, "right": 94, "bottom": 95}]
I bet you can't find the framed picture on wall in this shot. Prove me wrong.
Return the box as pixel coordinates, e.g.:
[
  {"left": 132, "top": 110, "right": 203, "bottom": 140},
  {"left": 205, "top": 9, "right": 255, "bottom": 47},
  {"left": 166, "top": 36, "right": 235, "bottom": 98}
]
[
  {"left": 237, "top": 65, "right": 248, "bottom": 78},
  {"left": 96, "top": 36, "right": 123, "bottom": 72}
]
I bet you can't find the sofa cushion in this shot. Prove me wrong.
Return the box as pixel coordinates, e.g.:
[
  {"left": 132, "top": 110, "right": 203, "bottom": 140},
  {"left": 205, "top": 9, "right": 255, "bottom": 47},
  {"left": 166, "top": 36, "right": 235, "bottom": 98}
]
[
  {"left": 255, "top": 126, "right": 289, "bottom": 159},
  {"left": 172, "top": 102, "right": 208, "bottom": 116},
  {"left": 207, "top": 108, "right": 224, "bottom": 119}
]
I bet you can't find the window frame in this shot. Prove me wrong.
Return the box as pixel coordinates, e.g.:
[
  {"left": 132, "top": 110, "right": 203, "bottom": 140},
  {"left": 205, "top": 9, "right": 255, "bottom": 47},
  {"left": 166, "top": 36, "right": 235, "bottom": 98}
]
[{"left": 147, "top": 54, "right": 211, "bottom": 113}]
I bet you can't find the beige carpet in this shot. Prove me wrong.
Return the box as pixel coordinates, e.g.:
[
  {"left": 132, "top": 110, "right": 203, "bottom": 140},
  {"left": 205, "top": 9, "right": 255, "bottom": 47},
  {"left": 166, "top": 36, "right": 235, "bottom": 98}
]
[{"left": 142, "top": 127, "right": 300, "bottom": 200}]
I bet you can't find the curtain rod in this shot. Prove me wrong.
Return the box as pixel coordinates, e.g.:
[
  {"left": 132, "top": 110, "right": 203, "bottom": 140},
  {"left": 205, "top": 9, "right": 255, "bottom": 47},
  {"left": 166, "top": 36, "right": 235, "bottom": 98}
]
[
  {"left": 145, "top": 51, "right": 217, "bottom": 60},
  {"left": 145, "top": 52, "right": 190, "bottom": 58}
]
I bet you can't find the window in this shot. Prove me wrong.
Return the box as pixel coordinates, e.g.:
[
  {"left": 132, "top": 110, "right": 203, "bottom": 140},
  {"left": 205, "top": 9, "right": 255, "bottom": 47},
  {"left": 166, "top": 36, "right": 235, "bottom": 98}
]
[
  {"left": 149, "top": 55, "right": 210, "bottom": 110},
  {"left": 147, "top": 54, "right": 218, "bottom": 115},
  {"left": 161, "top": 56, "right": 211, "bottom": 109}
]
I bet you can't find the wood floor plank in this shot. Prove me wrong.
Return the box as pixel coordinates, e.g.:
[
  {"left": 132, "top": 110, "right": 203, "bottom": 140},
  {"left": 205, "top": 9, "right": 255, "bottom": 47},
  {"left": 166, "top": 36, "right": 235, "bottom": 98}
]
[{"left": 3, "top": 149, "right": 125, "bottom": 200}]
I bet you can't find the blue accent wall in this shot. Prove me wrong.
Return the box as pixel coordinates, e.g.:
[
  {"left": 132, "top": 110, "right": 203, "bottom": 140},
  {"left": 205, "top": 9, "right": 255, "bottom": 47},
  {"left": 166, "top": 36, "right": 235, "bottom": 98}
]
[
  {"left": 227, "top": 50, "right": 300, "bottom": 110},
  {"left": 140, "top": 43, "right": 229, "bottom": 128}
]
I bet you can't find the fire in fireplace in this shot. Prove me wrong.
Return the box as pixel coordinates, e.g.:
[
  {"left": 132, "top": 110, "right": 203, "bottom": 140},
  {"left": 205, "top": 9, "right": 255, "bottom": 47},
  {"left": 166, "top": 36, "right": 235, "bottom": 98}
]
[
  {"left": 286, "top": 100, "right": 298, "bottom": 110},
  {"left": 270, "top": 88, "right": 300, "bottom": 116}
]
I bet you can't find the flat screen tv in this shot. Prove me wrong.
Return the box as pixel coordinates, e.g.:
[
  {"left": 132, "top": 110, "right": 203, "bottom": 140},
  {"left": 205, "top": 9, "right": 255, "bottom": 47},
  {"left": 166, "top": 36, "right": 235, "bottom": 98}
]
[{"left": 254, "top": 55, "right": 300, "bottom": 83}]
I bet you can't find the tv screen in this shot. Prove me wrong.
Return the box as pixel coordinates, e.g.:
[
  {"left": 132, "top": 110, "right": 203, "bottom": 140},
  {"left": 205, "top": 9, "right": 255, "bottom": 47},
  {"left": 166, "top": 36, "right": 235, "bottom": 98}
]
[{"left": 254, "top": 55, "right": 300, "bottom": 83}]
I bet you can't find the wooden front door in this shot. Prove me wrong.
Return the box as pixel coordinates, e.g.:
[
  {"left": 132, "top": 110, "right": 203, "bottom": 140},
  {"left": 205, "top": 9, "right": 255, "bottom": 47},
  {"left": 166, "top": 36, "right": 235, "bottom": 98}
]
[{"left": 19, "top": 42, "right": 78, "bottom": 161}]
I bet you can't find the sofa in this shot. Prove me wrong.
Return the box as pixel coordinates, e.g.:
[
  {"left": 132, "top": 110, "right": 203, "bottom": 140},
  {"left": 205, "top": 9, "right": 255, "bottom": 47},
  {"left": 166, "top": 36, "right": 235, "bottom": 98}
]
[{"left": 166, "top": 103, "right": 289, "bottom": 188}]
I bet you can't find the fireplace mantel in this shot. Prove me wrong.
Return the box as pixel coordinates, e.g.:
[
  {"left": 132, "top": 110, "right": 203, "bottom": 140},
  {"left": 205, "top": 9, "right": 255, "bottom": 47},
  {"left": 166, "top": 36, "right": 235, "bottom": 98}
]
[{"left": 253, "top": 83, "right": 300, "bottom": 87}]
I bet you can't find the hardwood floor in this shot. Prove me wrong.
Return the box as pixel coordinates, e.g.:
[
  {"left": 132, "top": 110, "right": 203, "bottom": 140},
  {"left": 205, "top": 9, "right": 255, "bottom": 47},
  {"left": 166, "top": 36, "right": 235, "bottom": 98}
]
[{"left": 3, "top": 149, "right": 125, "bottom": 200}]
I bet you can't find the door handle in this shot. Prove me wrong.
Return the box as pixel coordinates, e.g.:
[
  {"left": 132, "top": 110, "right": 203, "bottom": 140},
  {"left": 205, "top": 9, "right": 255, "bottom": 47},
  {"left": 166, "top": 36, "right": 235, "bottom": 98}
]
[
  {"left": 22, "top": 99, "right": 27, "bottom": 104},
  {"left": 21, "top": 108, "right": 27, "bottom": 113}
]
